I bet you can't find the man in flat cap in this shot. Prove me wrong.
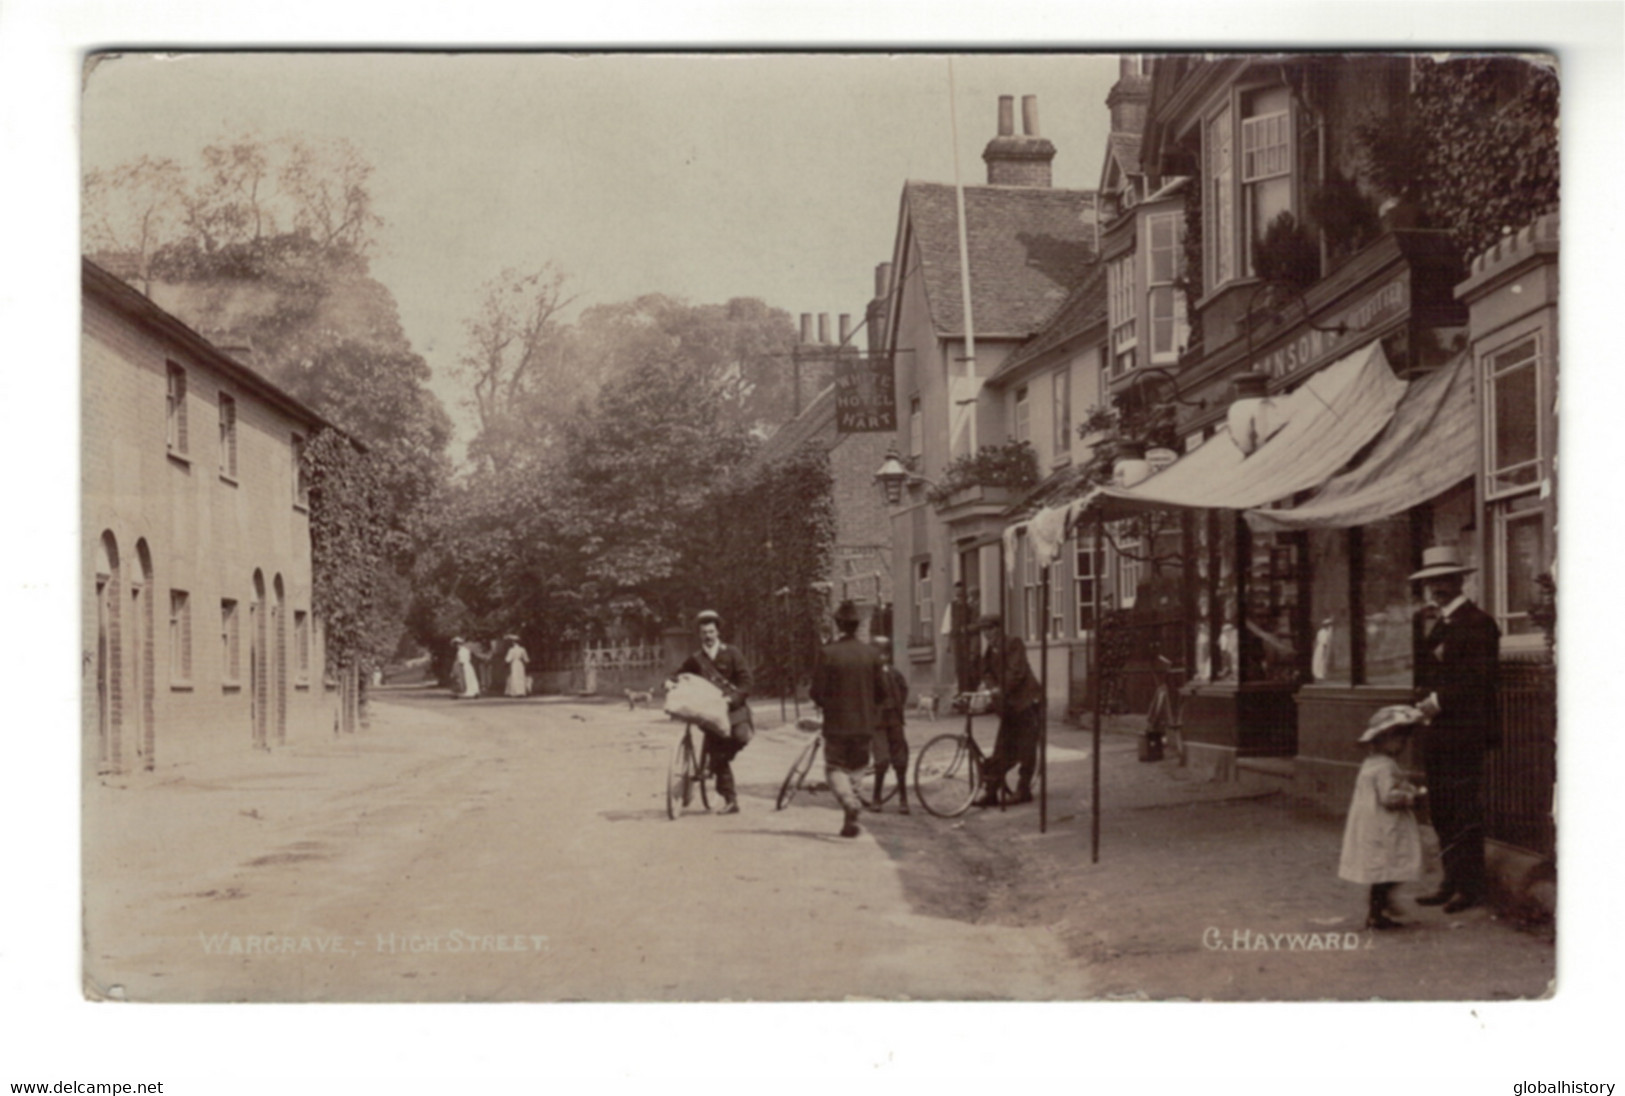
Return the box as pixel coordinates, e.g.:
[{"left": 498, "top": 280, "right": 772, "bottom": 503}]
[
  {"left": 810, "top": 600, "right": 888, "bottom": 838},
  {"left": 975, "top": 614, "right": 1044, "bottom": 807},
  {"left": 1409, "top": 546, "right": 1501, "bottom": 913}
]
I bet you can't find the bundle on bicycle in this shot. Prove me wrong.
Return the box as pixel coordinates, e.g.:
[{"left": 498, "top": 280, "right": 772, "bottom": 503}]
[{"left": 661, "top": 610, "right": 755, "bottom": 818}]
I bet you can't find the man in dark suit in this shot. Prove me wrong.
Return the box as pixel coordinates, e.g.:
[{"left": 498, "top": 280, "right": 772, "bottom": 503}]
[
  {"left": 1410, "top": 546, "right": 1501, "bottom": 913},
  {"left": 677, "top": 610, "right": 753, "bottom": 815},
  {"left": 974, "top": 614, "right": 1044, "bottom": 807},
  {"left": 810, "top": 601, "right": 887, "bottom": 838}
]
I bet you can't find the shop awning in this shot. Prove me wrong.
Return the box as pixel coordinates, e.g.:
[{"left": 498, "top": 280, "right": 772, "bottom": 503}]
[
  {"left": 1245, "top": 349, "right": 1476, "bottom": 532},
  {"left": 1079, "top": 339, "right": 1407, "bottom": 521}
]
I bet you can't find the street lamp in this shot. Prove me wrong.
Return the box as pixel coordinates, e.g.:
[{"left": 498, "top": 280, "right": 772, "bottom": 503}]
[{"left": 873, "top": 446, "right": 935, "bottom": 506}]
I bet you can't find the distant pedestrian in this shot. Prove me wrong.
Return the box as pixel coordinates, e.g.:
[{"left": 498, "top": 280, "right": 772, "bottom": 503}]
[
  {"left": 1409, "top": 546, "right": 1500, "bottom": 913},
  {"left": 676, "top": 610, "right": 752, "bottom": 815},
  {"left": 1338, "top": 705, "right": 1427, "bottom": 930},
  {"left": 472, "top": 638, "right": 495, "bottom": 695},
  {"left": 974, "top": 614, "right": 1043, "bottom": 807},
  {"left": 451, "top": 638, "right": 479, "bottom": 699},
  {"left": 504, "top": 634, "right": 530, "bottom": 697},
  {"left": 868, "top": 635, "right": 911, "bottom": 814},
  {"left": 810, "top": 601, "right": 887, "bottom": 838}
]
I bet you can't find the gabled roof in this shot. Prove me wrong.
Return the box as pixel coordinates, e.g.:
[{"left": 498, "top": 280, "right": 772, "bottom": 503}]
[
  {"left": 892, "top": 181, "right": 1097, "bottom": 341},
  {"left": 1104, "top": 133, "right": 1143, "bottom": 185},
  {"left": 987, "top": 261, "right": 1108, "bottom": 385},
  {"left": 83, "top": 257, "right": 350, "bottom": 442}
]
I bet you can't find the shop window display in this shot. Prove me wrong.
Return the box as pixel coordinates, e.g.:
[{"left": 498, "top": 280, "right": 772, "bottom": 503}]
[
  {"left": 1308, "top": 529, "right": 1352, "bottom": 684},
  {"left": 1361, "top": 514, "right": 1414, "bottom": 686}
]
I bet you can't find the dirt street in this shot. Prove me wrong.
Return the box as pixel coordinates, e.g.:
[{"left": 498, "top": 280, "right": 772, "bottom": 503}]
[
  {"left": 83, "top": 692, "right": 1090, "bottom": 1002},
  {"left": 82, "top": 692, "right": 1553, "bottom": 1002}
]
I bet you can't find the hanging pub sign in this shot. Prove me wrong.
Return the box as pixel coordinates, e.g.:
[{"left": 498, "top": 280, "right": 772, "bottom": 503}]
[{"left": 834, "top": 350, "right": 898, "bottom": 433}]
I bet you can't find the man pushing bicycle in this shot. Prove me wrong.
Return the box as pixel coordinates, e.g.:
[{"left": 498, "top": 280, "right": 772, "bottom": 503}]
[{"left": 972, "top": 614, "right": 1043, "bottom": 807}]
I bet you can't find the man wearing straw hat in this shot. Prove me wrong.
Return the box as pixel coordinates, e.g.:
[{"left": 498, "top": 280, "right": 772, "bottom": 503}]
[{"left": 1409, "top": 545, "right": 1501, "bottom": 914}]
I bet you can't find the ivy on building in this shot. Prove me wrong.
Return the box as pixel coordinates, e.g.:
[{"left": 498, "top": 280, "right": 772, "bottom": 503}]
[
  {"left": 301, "top": 428, "right": 393, "bottom": 676},
  {"left": 1356, "top": 56, "right": 1559, "bottom": 261},
  {"left": 695, "top": 443, "right": 836, "bottom": 696}
]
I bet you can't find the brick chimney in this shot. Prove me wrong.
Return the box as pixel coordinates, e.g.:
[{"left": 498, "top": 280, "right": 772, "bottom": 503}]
[
  {"left": 1106, "top": 57, "right": 1153, "bottom": 134},
  {"left": 982, "top": 95, "right": 1056, "bottom": 187}
]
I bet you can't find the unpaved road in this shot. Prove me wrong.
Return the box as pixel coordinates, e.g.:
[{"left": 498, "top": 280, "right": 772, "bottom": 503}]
[{"left": 83, "top": 692, "right": 1093, "bottom": 1001}]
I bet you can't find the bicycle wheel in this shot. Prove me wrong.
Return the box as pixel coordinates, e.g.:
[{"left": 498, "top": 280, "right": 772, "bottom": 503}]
[
  {"left": 666, "top": 733, "right": 691, "bottom": 819},
  {"left": 667, "top": 729, "right": 708, "bottom": 818},
  {"left": 914, "top": 733, "right": 981, "bottom": 818},
  {"left": 776, "top": 736, "right": 821, "bottom": 810},
  {"left": 691, "top": 733, "right": 711, "bottom": 811}
]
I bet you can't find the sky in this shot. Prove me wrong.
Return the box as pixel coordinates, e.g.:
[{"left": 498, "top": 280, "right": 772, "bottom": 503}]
[
  {"left": 82, "top": 52, "right": 1120, "bottom": 452},
  {"left": 8, "top": 1, "right": 1625, "bottom": 1090}
]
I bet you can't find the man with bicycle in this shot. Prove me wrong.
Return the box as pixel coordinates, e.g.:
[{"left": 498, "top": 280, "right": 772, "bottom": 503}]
[
  {"left": 676, "top": 610, "right": 752, "bottom": 815},
  {"left": 974, "top": 614, "right": 1043, "bottom": 807}
]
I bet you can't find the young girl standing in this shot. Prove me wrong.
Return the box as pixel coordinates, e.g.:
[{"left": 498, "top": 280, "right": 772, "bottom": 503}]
[{"left": 1339, "top": 705, "right": 1428, "bottom": 930}]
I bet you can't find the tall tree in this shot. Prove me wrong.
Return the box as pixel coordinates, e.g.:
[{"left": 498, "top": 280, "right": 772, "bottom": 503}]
[{"left": 456, "top": 265, "right": 577, "bottom": 472}]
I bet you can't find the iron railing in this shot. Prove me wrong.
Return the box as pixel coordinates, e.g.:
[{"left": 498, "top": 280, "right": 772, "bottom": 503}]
[{"left": 1486, "top": 658, "right": 1556, "bottom": 858}]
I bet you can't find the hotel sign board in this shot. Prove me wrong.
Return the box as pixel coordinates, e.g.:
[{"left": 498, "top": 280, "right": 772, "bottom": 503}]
[
  {"left": 1253, "top": 272, "right": 1409, "bottom": 380},
  {"left": 835, "top": 351, "right": 898, "bottom": 433}
]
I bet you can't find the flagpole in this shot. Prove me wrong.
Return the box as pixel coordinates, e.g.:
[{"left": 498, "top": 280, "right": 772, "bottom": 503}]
[
  {"left": 1040, "top": 564, "right": 1050, "bottom": 834},
  {"left": 1092, "top": 508, "right": 1103, "bottom": 863},
  {"left": 947, "top": 58, "right": 977, "bottom": 454}
]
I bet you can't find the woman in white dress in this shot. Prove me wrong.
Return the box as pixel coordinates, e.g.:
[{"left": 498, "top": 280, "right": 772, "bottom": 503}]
[
  {"left": 452, "top": 638, "right": 480, "bottom": 699},
  {"left": 504, "top": 634, "right": 530, "bottom": 697}
]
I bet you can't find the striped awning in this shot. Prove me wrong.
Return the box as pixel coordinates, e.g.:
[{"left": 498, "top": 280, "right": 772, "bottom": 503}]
[
  {"left": 1245, "top": 349, "right": 1477, "bottom": 532},
  {"left": 1078, "top": 339, "right": 1408, "bottom": 521}
]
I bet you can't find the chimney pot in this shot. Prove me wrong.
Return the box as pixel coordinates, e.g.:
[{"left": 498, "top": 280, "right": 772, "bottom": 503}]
[
  {"left": 839, "top": 314, "right": 852, "bottom": 345},
  {"left": 997, "top": 95, "right": 1015, "bottom": 137},
  {"left": 818, "top": 314, "right": 831, "bottom": 345},
  {"left": 1022, "top": 95, "right": 1039, "bottom": 136},
  {"left": 874, "top": 262, "right": 892, "bottom": 300},
  {"left": 800, "top": 313, "right": 813, "bottom": 344}
]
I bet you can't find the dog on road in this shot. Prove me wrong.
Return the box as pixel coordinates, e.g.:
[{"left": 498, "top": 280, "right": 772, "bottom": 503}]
[
  {"left": 912, "top": 693, "right": 938, "bottom": 721},
  {"left": 625, "top": 688, "right": 655, "bottom": 710}
]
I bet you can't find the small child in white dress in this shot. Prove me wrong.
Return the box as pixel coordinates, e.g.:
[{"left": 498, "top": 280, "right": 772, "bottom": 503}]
[{"left": 1339, "top": 704, "right": 1428, "bottom": 930}]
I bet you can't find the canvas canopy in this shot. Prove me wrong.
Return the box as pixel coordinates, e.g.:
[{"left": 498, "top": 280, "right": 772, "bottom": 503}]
[
  {"left": 1245, "top": 350, "right": 1476, "bottom": 532},
  {"left": 1078, "top": 339, "right": 1407, "bottom": 522}
]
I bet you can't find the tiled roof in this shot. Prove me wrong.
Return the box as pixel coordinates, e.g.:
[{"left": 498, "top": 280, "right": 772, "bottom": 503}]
[
  {"left": 1106, "top": 133, "right": 1143, "bottom": 179},
  {"left": 988, "top": 261, "right": 1107, "bottom": 383},
  {"left": 902, "top": 181, "right": 1097, "bottom": 339}
]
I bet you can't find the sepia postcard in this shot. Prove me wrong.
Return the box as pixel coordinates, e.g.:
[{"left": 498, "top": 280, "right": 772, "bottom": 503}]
[{"left": 80, "top": 49, "right": 1559, "bottom": 1007}]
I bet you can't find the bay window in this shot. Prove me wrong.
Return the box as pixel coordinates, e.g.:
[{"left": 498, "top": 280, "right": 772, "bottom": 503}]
[
  {"left": 1146, "top": 211, "right": 1188, "bottom": 362},
  {"left": 1108, "top": 254, "right": 1137, "bottom": 378}
]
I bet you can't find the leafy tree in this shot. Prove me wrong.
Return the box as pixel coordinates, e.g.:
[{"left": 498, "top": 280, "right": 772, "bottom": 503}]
[
  {"left": 456, "top": 264, "right": 578, "bottom": 472},
  {"left": 556, "top": 354, "right": 757, "bottom": 633},
  {"left": 82, "top": 155, "right": 187, "bottom": 295}
]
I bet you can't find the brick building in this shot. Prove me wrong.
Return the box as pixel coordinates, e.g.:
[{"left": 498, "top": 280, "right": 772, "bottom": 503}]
[
  {"left": 747, "top": 304, "right": 897, "bottom": 637},
  {"left": 83, "top": 258, "right": 342, "bottom": 777}
]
